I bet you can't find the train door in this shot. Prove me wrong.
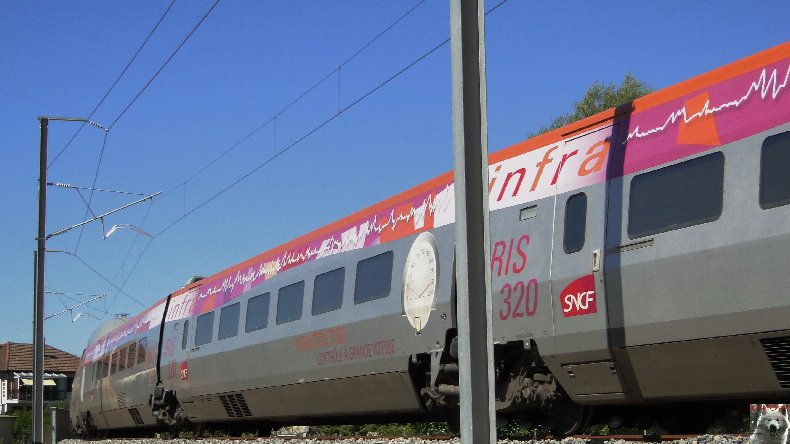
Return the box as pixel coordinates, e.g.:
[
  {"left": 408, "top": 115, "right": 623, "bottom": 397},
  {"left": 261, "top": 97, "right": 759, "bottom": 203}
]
[
  {"left": 161, "top": 318, "right": 191, "bottom": 394},
  {"left": 548, "top": 124, "right": 629, "bottom": 397}
]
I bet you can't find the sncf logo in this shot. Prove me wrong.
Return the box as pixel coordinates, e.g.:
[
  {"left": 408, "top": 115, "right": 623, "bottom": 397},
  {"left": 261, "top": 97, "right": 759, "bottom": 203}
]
[{"left": 561, "top": 274, "right": 597, "bottom": 317}]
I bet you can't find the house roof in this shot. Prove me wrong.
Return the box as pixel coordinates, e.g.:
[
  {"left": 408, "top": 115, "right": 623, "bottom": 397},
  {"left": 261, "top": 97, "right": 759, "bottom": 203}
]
[{"left": 0, "top": 342, "right": 80, "bottom": 374}]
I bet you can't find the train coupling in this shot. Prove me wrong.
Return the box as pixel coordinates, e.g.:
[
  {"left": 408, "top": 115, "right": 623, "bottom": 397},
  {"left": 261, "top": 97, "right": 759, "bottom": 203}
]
[{"left": 150, "top": 384, "right": 181, "bottom": 426}]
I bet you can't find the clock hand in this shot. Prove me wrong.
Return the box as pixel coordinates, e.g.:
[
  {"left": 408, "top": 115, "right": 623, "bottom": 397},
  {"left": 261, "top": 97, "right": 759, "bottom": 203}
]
[{"left": 417, "top": 281, "right": 433, "bottom": 298}]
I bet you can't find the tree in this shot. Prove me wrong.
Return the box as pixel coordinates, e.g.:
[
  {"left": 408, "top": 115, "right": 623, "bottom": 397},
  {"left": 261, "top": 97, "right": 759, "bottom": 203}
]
[{"left": 533, "top": 74, "right": 653, "bottom": 135}]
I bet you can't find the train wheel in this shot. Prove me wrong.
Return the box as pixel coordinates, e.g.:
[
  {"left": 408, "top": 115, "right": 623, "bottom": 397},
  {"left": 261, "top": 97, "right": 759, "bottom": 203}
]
[{"left": 551, "top": 398, "right": 592, "bottom": 436}]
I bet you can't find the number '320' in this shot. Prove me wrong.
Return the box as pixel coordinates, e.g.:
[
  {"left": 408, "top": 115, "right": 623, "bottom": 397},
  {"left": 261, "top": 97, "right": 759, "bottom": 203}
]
[{"left": 499, "top": 279, "right": 538, "bottom": 320}]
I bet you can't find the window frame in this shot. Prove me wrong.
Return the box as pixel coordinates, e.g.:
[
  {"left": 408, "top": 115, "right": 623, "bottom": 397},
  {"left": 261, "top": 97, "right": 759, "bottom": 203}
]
[
  {"left": 137, "top": 337, "right": 147, "bottom": 365},
  {"left": 563, "top": 192, "right": 587, "bottom": 254},
  {"left": 354, "top": 251, "right": 394, "bottom": 305},
  {"left": 127, "top": 341, "right": 137, "bottom": 368},
  {"left": 195, "top": 311, "right": 215, "bottom": 346},
  {"left": 759, "top": 131, "right": 790, "bottom": 210},
  {"left": 245, "top": 292, "right": 271, "bottom": 333},
  {"left": 277, "top": 281, "right": 305, "bottom": 325},
  {"left": 627, "top": 152, "right": 725, "bottom": 239},
  {"left": 181, "top": 320, "right": 190, "bottom": 350},
  {"left": 218, "top": 303, "right": 241, "bottom": 340},
  {"left": 312, "top": 267, "right": 345, "bottom": 315}
]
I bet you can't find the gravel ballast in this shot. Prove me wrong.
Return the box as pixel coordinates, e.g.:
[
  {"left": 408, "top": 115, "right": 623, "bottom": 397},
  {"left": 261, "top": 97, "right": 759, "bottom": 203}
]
[{"left": 60, "top": 435, "right": 749, "bottom": 444}]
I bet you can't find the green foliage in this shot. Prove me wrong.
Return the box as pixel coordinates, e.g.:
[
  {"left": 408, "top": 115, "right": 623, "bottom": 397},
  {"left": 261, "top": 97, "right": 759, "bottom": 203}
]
[
  {"left": 10, "top": 408, "right": 53, "bottom": 444},
  {"left": 11, "top": 409, "right": 32, "bottom": 444},
  {"left": 585, "top": 423, "right": 611, "bottom": 435},
  {"left": 533, "top": 74, "right": 653, "bottom": 135},
  {"left": 9, "top": 404, "right": 69, "bottom": 444}
]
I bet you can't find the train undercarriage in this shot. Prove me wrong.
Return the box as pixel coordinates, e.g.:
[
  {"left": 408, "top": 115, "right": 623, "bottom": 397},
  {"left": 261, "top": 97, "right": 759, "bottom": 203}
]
[{"left": 414, "top": 332, "right": 590, "bottom": 435}]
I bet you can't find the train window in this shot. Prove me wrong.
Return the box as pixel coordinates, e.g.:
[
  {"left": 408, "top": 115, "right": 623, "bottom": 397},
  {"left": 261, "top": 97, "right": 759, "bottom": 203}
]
[
  {"left": 354, "top": 251, "right": 394, "bottom": 304},
  {"left": 628, "top": 152, "right": 724, "bottom": 239},
  {"left": 564, "top": 193, "right": 587, "bottom": 254},
  {"left": 137, "top": 337, "right": 147, "bottom": 365},
  {"left": 102, "top": 355, "right": 110, "bottom": 378},
  {"left": 195, "top": 311, "right": 215, "bottom": 346},
  {"left": 277, "top": 281, "right": 305, "bottom": 325},
  {"left": 181, "top": 320, "right": 190, "bottom": 350},
  {"left": 118, "top": 347, "right": 127, "bottom": 372},
  {"left": 520, "top": 205, "right": 537, "bottom": 221},
  {"left": 219, "top": 303, "right": 241, "bottom": 340},
  {"left": 312, "top": 268, "right": 345, "bottom": 315},
  {"left": 127, "top": 342, "right": 137, "bottom": 368},
  {"left": 109, "top": 353, "right": 117, "bottom": 376},
  {"left": 245, "top": 292, "right": 270, "bottom": 333},
  {"left": 760, "top": 131, "right": 790, "bottom": 209}
]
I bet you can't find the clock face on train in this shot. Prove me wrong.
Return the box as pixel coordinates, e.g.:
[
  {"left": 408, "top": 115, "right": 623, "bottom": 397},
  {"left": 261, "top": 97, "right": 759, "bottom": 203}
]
[{"left": 402, "top": 232, "right": 438, "bottom": 333}]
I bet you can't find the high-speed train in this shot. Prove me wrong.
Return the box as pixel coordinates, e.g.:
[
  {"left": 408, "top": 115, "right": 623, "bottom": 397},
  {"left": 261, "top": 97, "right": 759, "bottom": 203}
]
[{"left": 71, "top": 41, "right": 790, "bottom": 436}]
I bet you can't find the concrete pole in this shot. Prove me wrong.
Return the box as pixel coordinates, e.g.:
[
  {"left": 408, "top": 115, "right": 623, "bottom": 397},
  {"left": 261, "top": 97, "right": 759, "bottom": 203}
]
[
  {"left": 34, "top": 117, "right": 48, "bottom": 444},
  {"left": 450, "top": 0, "right": 496, "bottom": 442}
]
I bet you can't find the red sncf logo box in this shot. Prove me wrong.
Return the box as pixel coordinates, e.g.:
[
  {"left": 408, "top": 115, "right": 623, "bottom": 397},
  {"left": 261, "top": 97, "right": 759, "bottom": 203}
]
[{"left": 561, "top": 274, "right": 597, "bottom": 317}]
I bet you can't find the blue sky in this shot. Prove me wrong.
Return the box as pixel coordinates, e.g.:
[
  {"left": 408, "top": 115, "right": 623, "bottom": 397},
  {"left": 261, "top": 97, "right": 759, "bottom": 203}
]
[{"left": 2, "top": 1, "right": 788, "bottom": 356}]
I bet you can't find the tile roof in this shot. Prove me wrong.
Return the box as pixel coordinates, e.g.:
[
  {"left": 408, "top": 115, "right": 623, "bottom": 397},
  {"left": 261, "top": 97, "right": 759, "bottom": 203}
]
[{"left": 0, "top": 342, "right": 80, "bottom": 374}]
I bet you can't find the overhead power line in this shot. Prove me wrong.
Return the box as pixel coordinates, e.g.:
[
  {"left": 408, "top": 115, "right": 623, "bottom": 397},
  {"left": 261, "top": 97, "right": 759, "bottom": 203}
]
[
  {"left": 109, "top": 0, "right": 221, "bottom": 129},
  {"left": 166, "top": 0, "right": 429, "bottom": 196},
  {"left": 105, "top": 0, "right": 431, "bottom": 310},
  {"left": 48, "top": 0, "right": 178, "bottom": 169},
  {"left": 50, "top": 250, "right": 147, "bottom": 308},
  {"left": 106, "top": 0, "right": 511, "bottom": 311}
]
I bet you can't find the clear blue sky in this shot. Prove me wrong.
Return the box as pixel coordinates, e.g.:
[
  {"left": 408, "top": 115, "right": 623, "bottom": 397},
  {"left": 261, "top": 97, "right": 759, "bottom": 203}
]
[{"left": 2, "top": 1, "right": 788, "bottom": 356}]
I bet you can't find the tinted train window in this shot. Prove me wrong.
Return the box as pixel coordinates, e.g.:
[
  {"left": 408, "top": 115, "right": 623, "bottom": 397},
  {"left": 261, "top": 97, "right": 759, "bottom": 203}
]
[
  {"left": 277, "top": 281, "right": 305, "bottom": 325},
  {"left": 628, "top": 152, "right": 724, "bottom": 239},
  {"left": 127, "top": 342, "right": 137, "bottom": 368},
  {"left": 312, "top": 268, "right": 345, "bottom": 315},
  {"left": 354, "top": 251, "right": 394, "bottom": 304},
  {"left": 118, "top": 347, "right": 127, "bottom": 372},
  {"left": 103, "top": 355, "right": 111, "bottom": 378},
  {"left": 219, "top": 303, "right": 241, "bottom": 340},
  {"left": 110, "top": 352, "right": 118, "bottom": 375},
  {"left": 195, "top": 311, "right": 215, "bottom": 346},
  {"left": 181, "top": 320, "right": 189, "bottom": 350},
  {"left": 564, "top": 193, "right": 587, "bottom": 254},
  {"left": 137, "top": 338, "right": 147, "bottom": 365},
  {"left": 760, "top": 131, "right": 790, "bottom": 209},
  {"left": 245, "top": 292, "right": 270, "bottom": 333}
]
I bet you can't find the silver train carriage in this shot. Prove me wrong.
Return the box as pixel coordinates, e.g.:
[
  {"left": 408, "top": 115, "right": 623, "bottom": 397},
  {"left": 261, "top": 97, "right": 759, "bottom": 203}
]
[{"left": 71, "top": 41, "right": 790, "bottom": 435}]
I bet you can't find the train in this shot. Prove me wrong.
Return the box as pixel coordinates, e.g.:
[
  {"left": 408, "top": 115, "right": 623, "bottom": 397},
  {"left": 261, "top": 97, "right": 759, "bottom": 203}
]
[{"left": 71, "top": 41, "right": 790, "bottom": 436}]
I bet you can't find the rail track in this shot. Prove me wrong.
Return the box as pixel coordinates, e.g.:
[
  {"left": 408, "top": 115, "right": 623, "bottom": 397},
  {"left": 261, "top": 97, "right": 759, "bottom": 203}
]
[{"left": 63, "top": 432, "right": 750, "bottom": 443}]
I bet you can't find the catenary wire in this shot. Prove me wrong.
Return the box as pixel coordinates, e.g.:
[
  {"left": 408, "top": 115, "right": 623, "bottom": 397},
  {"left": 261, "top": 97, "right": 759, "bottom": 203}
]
[
  {"left": 62, "top": 0, "right": 219, "bottom": 255},
  {"left": 74, "top": 130, "right": 109, "bottom": 252},
  {"left": 44, "top": 0, "right": 218, "bottom": 307},
  {"left": 107, "top": 0, "right": 511, "bottom": 310},
  {"left": 57, "top": 250, "right": 148, "bottom": 308},
  {"left": 106, "top": 0, "right": 432, "bottom": 308},
  {"left": 108, "top": 0, "right": 221, "bottom": 129},
  {"left": 154, "top": 0, "right": 512, "bottom": 237},
  {"left": 165, "top": 0, "right": 429, "bottom": 196},
  {"left": 109, "top": 36, "right": 451, "bottom": 308},
  {"left": 47, "top": 0, "right": 178, "bottom": 170}
]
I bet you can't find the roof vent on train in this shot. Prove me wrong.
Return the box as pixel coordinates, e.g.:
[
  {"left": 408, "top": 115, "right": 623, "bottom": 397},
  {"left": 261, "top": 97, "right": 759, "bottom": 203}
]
[
  {"left": 184, "top": 276, "right": 205, "bottom": 287},
  {"left": 760, "top": 336, "right": 790, "bottom": 389}
]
